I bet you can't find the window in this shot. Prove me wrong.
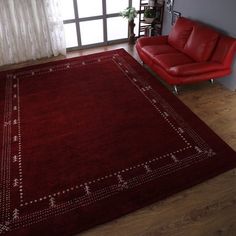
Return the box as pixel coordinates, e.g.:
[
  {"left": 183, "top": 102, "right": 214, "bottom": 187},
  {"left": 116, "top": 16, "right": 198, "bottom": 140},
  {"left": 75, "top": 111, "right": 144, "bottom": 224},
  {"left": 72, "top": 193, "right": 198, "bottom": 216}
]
[
  {"left": 80, "top": 20, "right": 104, "bottom": 45},
  {"left": 106, "top": 0, "right": 129, "bottom": 14},
  {"left": 60, "top": 0, "right": 140, "bottom": 49},
  {"left": 77, "top": 0, "right": 103, "bottom": 18},
  {"left": 64, "top": 23, "right": 78, "bottom": 48},
  {"left": 60, "top": 0, "right": 75, "bottom": 20},
  {"left": 107, "top": 17, "right": 128, "bottom": 41}
]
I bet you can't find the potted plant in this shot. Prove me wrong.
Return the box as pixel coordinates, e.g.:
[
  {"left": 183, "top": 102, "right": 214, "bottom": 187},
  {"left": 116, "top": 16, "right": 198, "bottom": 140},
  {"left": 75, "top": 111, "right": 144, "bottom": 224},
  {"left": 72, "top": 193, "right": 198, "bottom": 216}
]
[
  {"left": 144, "top": 8, "right": 156, "bottom": 24},
  {"left": 120, "top": 7, "right": 137, "bottom": 44}
]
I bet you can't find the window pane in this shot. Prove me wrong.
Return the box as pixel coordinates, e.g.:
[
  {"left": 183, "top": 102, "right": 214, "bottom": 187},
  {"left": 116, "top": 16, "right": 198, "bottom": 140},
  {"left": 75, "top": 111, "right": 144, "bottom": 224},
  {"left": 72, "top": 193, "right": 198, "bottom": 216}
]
[
  {"left": 132, "top": 0, "right": 140, "bottom": 10},
  {"left": 107, "top": 17, "right": 128, "bottom": 41},
  {"left": 106, "top": 0, "right": 128, "bottom": 14},
  {"left": 77, "top": 0, "right": 103, "bottom": 18},
  {"left": 134, "top": 17, "right": 139, "bottom": 36},
  {"left": 60, "top": 0, "right": 75, "bottom": 20},
  {"left": 80, "top": 20, "right": 104, "bottom": 45},
  {"left": 64, "top": 23, "right": 78, "bottom": 48}
]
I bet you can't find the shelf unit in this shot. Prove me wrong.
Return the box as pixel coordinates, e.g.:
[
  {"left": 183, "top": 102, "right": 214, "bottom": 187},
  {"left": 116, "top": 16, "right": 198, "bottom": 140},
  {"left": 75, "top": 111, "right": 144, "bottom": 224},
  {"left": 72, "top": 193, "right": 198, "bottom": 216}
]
[{"left": 138, "top": 0, "right": 164, "bottom": 37}]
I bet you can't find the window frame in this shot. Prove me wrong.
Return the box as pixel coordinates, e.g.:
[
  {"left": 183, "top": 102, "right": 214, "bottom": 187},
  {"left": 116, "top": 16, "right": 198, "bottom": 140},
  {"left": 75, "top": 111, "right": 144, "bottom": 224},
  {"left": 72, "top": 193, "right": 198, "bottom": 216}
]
[{"left": 63, "top": 0, "right": 134, "bottom": 50}]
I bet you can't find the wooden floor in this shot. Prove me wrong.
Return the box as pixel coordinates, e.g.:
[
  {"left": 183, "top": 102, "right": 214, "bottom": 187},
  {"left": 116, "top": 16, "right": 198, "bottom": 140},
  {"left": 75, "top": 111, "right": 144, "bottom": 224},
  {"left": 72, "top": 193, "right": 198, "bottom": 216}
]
[{"left": 1, "top": 43, "right": 236, "bottom": 236}]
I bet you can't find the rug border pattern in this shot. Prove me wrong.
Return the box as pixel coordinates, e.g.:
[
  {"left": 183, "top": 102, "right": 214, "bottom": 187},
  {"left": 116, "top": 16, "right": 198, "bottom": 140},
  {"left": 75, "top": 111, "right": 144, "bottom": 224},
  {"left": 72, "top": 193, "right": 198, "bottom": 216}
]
[{"left": 0, "top": 51, "right": 216, "bottom": 233}]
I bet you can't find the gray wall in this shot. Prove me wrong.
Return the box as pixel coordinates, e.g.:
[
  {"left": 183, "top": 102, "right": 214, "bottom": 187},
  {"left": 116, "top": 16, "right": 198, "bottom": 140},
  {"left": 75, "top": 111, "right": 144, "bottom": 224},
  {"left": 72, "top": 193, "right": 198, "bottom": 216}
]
[{"left": 162, "top": 0, "right": 236, "bottom": 91}]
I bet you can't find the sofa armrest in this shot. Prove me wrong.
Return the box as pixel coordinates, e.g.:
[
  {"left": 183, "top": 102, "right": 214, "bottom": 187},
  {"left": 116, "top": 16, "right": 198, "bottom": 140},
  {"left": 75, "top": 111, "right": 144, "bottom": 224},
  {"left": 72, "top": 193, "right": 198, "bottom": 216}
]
[
  {"left": 211, "top": 35, "right": 236, "bottom": 67},
  {"left": 169, "top": 62, "right": 226, "bottom": 76},
  {"left": 136, "top": 36, "right": 168, "bottom": 47}
]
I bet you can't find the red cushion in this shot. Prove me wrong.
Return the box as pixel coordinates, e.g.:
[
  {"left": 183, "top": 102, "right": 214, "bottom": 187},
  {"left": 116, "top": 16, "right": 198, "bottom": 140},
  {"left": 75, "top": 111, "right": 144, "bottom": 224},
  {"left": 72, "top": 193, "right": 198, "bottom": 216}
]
[
  {"left": 142, "top": 45, "right": 179, "bottom": 57},
  {"left": 169, "top": 62, "right": 226, "bottom": 76},
  {"left": 153, "top": 53, "right": 194, "bottom": 71},
  {"left": 136, "top": 36, "right": 168, "bottom": 47},
  {"left": 151, "top": 62, "right": 231, "bottom": 85},
  {"left": 183, "top": 24, "right": 219, "bottom": 62},
  {"left": 211, "top": 35, "right": 236, "bottom": 66},
  {"left": 168, "top": 17, "right": 194, "bottom": 51}
]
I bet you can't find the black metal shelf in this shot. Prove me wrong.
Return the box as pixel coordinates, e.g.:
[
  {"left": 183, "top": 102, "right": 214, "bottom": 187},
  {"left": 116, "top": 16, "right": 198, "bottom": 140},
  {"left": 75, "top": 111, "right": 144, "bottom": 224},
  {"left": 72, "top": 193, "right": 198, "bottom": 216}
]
[{"left": 138, "top": 0, "right": 164, "bottom": 37}]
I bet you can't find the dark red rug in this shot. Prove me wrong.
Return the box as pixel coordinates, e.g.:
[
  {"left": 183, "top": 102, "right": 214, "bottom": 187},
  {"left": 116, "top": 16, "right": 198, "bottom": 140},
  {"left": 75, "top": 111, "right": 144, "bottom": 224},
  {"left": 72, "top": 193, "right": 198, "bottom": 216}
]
[{"left": 0, "top": 49, "right": 236, "bottom": 236}]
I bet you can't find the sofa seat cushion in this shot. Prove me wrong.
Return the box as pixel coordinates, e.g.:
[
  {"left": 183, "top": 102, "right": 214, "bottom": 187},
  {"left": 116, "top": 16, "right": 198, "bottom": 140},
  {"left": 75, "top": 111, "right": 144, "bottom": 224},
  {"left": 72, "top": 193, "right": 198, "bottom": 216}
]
[
  {"left": 142, "top": 45, "right": 179, "bottom": 58},
  {"left": 153, "top": 53, "right": 194, "bottom": 72},
  {"left": 169, "top": 62, "right": 226, "bottom": 76},
  {"left": 183, "top": 24, "right": 219, "bottom": 62}
]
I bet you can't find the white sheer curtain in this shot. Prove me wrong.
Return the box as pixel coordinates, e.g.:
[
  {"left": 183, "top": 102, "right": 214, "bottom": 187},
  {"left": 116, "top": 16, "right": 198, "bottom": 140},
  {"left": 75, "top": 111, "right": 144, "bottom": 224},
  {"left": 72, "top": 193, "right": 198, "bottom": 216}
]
[{"left": 0, "top": 0, "right": 66, "bottom": 66}]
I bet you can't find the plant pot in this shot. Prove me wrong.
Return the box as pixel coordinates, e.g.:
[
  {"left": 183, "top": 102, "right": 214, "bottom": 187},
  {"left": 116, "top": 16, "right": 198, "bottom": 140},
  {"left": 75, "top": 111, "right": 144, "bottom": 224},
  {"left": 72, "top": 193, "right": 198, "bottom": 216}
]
[
  {"left": 144, "top": 17, "right": 154, "bottom": 24},
  {"left": 128, "top": 20, "right": 136, "bottom": 44}
]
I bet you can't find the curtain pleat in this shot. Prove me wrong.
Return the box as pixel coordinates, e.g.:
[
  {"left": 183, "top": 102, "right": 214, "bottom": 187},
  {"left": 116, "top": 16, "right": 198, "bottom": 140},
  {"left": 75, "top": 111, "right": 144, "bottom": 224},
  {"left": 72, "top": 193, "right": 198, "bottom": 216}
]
[{"left": 0, "top": 0, "right": 66, "bottom": 66}]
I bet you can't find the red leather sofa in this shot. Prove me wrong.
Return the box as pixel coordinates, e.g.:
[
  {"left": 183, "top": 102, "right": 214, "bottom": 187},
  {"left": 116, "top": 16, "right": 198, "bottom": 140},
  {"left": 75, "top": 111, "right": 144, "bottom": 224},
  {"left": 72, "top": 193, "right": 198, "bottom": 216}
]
[{"left": 136, "top": 17, "right": 236, "bottom": 92}]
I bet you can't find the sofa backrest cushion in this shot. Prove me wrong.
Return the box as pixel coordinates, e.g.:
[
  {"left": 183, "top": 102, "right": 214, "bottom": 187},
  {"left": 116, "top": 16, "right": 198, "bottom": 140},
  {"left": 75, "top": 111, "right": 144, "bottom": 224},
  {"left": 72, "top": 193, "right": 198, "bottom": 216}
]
[
  {"left": 183, "top": 24, "right": 219, "bottom": 62},
  {"left": 168, "top": 17, "right": 194, "bottom": 51}
]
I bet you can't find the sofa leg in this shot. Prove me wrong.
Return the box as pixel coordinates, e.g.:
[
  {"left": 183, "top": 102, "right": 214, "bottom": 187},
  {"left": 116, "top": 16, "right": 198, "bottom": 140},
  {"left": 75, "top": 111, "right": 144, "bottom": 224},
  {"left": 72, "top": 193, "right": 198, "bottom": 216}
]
[
  {"left": 173, "top": 85, "right": 179, "bottom": 95},
  {"left": 210, "top": 79, "right": 214, "bottom": 84}
]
